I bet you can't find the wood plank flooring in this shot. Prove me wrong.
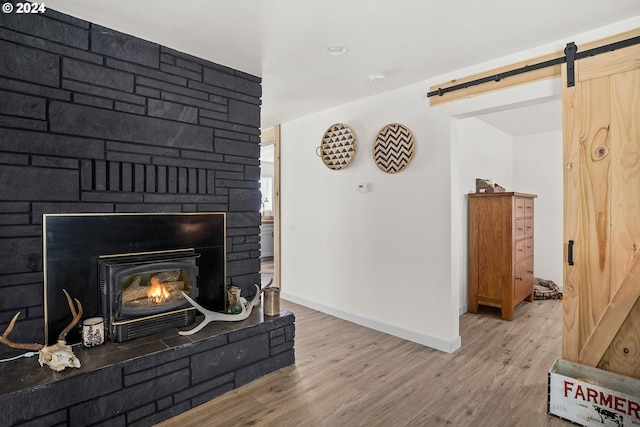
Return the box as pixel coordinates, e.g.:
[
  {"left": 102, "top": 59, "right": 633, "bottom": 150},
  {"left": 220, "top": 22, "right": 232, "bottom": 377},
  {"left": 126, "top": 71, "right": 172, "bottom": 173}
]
[{"left": 156, "top": 299, "right": 570, "bottom": 426}]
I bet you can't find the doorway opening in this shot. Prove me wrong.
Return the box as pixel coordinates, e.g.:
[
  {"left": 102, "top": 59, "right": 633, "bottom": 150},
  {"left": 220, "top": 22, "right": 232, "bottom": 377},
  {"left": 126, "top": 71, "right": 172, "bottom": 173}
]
[
  {"left": 260, "top": 125, "right": 280, "bottom": 288},
  {"left": 452, "top": 92, "right": 563, "bottom": 316}
]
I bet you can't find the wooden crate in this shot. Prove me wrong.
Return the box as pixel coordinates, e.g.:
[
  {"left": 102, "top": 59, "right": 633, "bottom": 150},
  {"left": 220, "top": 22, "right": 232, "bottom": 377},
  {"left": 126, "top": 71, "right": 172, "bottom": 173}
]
[{"left": 548, "top": 359, "right": 640, "bottom": 426}]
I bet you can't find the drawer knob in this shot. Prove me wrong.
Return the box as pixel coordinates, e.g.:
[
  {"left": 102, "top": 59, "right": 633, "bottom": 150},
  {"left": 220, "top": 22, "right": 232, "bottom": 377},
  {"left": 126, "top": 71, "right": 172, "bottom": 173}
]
[{"left": 516, "top": 276, "right": 523, "bottom": 281}]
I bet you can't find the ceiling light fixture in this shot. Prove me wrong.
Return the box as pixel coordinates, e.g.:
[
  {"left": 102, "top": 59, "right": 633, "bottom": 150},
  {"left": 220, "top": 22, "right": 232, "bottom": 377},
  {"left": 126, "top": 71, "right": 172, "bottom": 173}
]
[
  {"left": 369, "top": 72, "right": 387, "bottom": 84},
  {"left": 325, "top": 44, "right": 348, "bottom": 56}
]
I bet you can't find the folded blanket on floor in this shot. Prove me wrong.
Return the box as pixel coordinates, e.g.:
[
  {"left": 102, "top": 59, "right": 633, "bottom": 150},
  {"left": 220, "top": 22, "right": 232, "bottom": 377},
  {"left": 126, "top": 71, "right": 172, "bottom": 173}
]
[{"left": 534, "top": 278, "right": 563, "bottom": 300}]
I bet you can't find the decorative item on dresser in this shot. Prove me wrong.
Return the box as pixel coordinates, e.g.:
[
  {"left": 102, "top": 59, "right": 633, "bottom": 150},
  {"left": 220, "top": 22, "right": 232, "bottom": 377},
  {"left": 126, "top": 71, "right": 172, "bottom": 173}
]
[{"left": 467, "top": 192, "right": 537, "bottom": 321}]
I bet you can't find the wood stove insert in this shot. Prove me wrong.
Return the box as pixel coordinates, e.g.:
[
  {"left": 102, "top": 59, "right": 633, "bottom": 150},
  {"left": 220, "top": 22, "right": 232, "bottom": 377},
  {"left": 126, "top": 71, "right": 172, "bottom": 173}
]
[{"left": 99, "top": 249, "right": 200, "bottom": 342}]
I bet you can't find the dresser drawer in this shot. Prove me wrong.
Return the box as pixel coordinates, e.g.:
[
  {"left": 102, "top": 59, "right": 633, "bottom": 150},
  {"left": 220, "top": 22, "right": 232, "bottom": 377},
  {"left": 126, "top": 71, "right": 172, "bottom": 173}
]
[
  {"left": 515, "top": 239, "right": 527, "bottom": 261},
  {"left": 524, "top": 237, "right": 534, "bottom": 258},
  {"left": 524, "top": 198, "right": 534, "bottom": 217},
  {"left": 515, "top": 219, "right": 526, "bottom": 239},
  {"left": 514, "top": 258, "right": 534, "bottom": 303},
  {"left": 524, "top": 218, "right": 534, "bottom": 238},
  {"left": 515, "top": 237, "right": 534, "bottom": 261},
  {"left": 515, "top": 198, "right": 526, "bottom": 218},
  {"left": 515, "top": 238, "right": 534, "bottom": 261}
]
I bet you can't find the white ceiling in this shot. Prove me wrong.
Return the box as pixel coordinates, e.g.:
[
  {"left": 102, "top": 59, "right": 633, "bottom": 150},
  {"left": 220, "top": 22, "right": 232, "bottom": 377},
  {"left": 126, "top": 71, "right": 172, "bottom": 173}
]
[{"left": 46, "top": 0, "right": 640, "bottom": 133}]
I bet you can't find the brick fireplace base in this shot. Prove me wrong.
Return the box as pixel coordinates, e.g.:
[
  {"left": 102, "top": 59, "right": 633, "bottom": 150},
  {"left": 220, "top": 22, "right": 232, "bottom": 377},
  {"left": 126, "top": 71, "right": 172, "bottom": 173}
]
[{"left": 0, "top": 310, "right": 295, "bottom": 426}]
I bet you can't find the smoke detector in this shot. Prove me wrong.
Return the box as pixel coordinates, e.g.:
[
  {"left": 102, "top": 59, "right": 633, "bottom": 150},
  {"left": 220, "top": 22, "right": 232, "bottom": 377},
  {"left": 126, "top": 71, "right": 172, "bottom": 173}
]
[
  {"left": 325, "top": 44, "right": 348, "bottom": 56},
  {"left": 369, "top": 72, "right": 387, "bottom": 84}
]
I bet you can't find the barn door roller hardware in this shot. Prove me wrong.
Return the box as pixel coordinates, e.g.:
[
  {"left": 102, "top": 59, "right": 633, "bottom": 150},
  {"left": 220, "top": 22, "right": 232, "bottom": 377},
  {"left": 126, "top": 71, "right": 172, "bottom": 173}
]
[
  {"left": 564, "top": 42, "right": 577, "bottom": 87},
  {"left": 427, "top": 36, "right": 640, "bottom": 97}
]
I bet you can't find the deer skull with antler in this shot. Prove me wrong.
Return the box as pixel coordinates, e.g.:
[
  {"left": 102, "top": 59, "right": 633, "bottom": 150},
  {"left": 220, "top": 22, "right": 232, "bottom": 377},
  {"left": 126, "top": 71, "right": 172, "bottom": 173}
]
[{"left": 0, "top": 289, "right": 83, "bottom": 372}]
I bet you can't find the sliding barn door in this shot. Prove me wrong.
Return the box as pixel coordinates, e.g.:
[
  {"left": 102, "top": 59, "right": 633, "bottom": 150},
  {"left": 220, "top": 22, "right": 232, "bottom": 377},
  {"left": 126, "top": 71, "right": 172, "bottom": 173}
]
[{"left": 563, "top": 44, "right": 640, "bottom": 378}]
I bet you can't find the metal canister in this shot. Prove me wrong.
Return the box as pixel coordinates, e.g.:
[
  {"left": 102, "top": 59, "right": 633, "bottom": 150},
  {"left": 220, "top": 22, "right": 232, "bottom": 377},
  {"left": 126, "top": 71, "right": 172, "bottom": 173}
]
[{"left": 263, "top": 287, "right": 280, "bottom": 316}]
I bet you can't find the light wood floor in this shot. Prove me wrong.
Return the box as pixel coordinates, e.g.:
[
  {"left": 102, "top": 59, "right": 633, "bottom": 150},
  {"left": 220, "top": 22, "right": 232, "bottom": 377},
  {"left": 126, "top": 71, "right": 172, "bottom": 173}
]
[{"left": 157, "top": 299, "right": 570, "bottom": 427}]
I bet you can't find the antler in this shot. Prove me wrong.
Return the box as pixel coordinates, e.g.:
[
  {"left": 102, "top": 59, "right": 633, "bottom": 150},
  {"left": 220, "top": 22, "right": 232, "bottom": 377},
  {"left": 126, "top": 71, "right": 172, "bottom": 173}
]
[
  {"left": 0, "top": 290, "right": 84, "bottom": 372},
  {"left": 0, "top": 312, "right": 43, "bottom": 351},
  {"left": 179, "top": 284, "right": 261, "bottom": 336},
  {"left": 57, "top": 289, "right": 83, "bottom": 342}
]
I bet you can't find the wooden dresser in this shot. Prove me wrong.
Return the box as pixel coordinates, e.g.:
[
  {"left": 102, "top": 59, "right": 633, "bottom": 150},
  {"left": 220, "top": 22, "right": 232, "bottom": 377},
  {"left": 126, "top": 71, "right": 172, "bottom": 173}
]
[{"left": 467, "top": 192, "right": 536, "bottom": 320}]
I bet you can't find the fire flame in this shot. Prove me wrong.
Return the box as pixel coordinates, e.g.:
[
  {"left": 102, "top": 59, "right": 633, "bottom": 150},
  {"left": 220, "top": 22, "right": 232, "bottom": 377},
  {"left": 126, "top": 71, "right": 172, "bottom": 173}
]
[{"left": 147, "top": 277, "right": 170, "bottom": 304}]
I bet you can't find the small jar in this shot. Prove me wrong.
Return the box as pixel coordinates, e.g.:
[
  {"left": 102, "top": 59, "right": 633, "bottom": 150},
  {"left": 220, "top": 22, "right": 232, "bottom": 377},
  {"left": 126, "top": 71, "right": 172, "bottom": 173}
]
[
  {"left": 82, "top": 317, "right": 105, "bottom": 347},
  {"left": 227, "top": 286, "right": 241, "bottom": 312},
  {"left": 263, "top": 287, "right": 280, "bottom": 316}
]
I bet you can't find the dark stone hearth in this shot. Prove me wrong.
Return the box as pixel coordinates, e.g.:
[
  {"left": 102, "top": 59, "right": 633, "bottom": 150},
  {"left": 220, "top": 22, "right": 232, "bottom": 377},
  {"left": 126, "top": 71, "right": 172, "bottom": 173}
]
[{"left": 0, "top": 311, "right": 295, "bottom": 427}]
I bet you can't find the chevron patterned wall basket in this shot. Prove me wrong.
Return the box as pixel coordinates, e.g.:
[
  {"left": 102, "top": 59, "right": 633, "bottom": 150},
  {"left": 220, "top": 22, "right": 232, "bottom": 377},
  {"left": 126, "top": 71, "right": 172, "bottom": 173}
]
[
  {"left": 372, "top": 123, "right": 416, "bottom": 174},
  {"left": 319, "top": 123, "right": 357, "bottom": 170}
]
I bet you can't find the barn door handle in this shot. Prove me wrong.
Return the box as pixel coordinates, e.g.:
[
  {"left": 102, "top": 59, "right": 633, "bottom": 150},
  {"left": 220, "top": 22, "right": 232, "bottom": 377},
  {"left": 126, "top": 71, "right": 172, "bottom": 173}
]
[{"left": 568, "top": 240, "right": 574, "bottom": 266}]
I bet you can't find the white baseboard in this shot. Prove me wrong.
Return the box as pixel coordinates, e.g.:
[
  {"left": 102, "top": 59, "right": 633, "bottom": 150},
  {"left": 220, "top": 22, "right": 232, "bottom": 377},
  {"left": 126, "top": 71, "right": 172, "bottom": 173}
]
[
  {"left": 281, "top": 292, "right": 461, "bottom": 354},
  {"left": 459, "top": 303, "right": 468, "bottom": 316}
]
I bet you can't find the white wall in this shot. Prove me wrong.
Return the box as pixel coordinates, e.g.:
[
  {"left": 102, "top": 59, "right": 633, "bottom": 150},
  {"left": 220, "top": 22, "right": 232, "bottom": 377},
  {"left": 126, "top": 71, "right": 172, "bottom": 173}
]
[
  {"left": 278, "top": 16, "right": 640, "bottom": 353},
  {"left": 454, "top": 117, "right": 514, "bottom": 312},
  {"left": 513, "top": 130, "right": 564, "bottom": 288},
  {"left": 280, "top": 85, "right": 460, "bottom": 351}
]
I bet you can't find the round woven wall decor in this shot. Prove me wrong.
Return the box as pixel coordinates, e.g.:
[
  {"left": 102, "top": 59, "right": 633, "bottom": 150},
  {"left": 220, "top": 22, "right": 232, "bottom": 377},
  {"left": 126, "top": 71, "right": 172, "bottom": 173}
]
[
  {"left": 372, "top": 123, "right": 416, "bottom": 174},
  {"left": 320, "top": 123, "right": 357, "bottom": 170}
]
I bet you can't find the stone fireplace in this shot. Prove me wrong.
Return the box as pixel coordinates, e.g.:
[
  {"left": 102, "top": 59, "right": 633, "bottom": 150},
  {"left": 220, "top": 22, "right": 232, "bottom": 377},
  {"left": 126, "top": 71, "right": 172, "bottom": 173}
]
[
  {"left": 0, "top": 7, "right": 263, "bottom": 360},
  {"left": 0, "top": 9, "right": 293, "bottom": 426}
]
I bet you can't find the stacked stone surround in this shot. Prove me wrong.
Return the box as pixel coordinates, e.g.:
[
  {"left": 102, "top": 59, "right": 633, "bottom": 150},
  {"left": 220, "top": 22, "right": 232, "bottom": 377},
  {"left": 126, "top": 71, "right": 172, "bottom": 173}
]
[
  {"left": 0, "top": 311, "right": 295, "bottom": 426},
  {"left": 0, "top": 7, "right": 263, "bottom": 357}
]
